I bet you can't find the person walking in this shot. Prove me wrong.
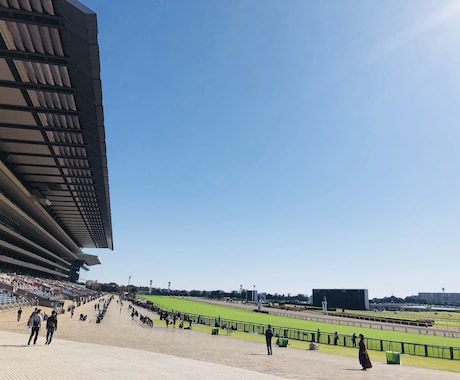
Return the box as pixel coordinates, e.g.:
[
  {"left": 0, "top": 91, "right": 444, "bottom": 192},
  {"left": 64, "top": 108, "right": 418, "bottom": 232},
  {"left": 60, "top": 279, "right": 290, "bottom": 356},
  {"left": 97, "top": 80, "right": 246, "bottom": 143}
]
[
  {"left": 45, "top": 310, "right": 58, "bottom": 345},
  {"left": 27, "top": 309, "right": 42, "bottom": 345},
  {"left": 265, "top": 324, "right": 274, "bottom": 355},
  {"left": 17, "top": 307, "right": 22, "bottom": 322},
  {"left": 358, "top": 334, "right": 373, "bottom": 370}
]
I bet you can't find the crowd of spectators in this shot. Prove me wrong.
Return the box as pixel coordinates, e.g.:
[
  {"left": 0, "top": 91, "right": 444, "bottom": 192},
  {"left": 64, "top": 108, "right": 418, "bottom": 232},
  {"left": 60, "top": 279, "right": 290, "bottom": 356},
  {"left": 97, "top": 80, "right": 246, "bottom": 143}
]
[{"left": 0, "top": 271, "right": 101, "bottom": 310}]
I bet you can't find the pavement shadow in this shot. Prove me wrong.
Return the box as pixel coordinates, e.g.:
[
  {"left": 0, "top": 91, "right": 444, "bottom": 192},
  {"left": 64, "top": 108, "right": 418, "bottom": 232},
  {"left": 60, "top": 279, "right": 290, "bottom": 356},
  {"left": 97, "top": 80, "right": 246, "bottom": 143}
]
[{"left": 0, "top": 344, "right": 29, "bottom": 348}]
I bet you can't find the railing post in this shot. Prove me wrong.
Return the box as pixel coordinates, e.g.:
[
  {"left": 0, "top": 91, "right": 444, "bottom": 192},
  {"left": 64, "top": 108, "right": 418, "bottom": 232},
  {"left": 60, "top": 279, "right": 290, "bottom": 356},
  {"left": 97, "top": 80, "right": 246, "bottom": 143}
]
[
  {"left": 380, "top": 340, "right": 383, "bottom": 352},
  {"left": 424, "top": 345, "right": 428, "bottom": 357},
  {"left": 401, "top": 342, "right": 405, "bottom": 354}
]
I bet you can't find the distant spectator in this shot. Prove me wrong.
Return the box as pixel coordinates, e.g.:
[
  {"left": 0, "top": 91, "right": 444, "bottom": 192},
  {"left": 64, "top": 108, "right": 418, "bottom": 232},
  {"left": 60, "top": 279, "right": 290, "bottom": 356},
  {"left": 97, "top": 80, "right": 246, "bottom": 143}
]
[
  {"left": 17, "top": 307, "right": 22, "bottom": 322},
  {"left": 265, "top": 324, "right": 274, "bottom": 355},
  {"left": 352, "top": 333, "right": 357, "bottom": 347},
  {"left": 309, "top": 341, "right": 319, "bottom": 350}
]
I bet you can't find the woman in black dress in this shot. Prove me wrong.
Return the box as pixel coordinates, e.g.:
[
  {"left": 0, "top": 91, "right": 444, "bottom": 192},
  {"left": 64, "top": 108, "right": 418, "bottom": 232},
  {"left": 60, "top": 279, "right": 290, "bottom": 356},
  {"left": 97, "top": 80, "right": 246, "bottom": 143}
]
[{"left": 358, "top": 334, "right": 372, "bottom": 370}]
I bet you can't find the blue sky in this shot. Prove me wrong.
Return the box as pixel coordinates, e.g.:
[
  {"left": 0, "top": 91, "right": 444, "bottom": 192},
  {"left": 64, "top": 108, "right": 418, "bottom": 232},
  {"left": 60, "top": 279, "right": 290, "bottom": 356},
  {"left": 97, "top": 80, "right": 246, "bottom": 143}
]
[{"left": 82, "top": 0, "right": 460, "bottom": 299}]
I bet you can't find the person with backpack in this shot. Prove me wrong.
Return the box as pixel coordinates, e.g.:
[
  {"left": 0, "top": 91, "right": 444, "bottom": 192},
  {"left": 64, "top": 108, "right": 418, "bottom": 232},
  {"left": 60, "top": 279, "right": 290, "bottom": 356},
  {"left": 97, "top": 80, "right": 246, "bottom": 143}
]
[
  {"left": 27, "top": 309, "right": 42, "bottom": 345},
  {"left": 45, "top": 310, "right": 58, "bottom": 345}
]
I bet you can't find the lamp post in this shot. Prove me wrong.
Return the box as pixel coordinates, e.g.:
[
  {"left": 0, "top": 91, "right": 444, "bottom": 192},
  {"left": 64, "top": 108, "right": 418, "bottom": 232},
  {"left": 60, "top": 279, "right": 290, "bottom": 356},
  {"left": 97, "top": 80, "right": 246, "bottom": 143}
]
[
  {"left": 149, "top": 280, "right": 152, "bottom": 295},
  {"left": 128, "top": 275, "right": 131, "bottom": 295},
  {"left": 253, "top": 285, "right": 256, "bottom": 302}
]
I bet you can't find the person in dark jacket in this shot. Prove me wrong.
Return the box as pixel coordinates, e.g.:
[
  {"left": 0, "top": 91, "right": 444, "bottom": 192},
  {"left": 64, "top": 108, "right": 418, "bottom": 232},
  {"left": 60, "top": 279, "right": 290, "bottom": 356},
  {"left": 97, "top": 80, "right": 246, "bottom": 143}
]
[
  {"left": 265, "top": 325, "right": 274, "bottom": 355},
  {"left": 352, "top": 333, "right": 357, "bottom": 347},
  {"left": 45, "top": 310, "right": 58, "bottom": 345}
]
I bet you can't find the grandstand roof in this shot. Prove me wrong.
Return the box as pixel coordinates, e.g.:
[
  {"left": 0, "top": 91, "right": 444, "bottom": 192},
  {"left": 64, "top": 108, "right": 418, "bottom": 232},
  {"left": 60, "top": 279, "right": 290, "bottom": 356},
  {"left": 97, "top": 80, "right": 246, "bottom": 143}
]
[{"left": 0, "top": 0, "right": 112, "bottom": 277}]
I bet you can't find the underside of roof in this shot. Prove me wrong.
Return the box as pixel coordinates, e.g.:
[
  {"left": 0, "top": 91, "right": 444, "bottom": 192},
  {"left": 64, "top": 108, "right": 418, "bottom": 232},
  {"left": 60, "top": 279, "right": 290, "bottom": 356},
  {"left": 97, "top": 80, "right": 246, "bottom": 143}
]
[{"left": 0, "top": 0, "right": 112, "bottom": 279}]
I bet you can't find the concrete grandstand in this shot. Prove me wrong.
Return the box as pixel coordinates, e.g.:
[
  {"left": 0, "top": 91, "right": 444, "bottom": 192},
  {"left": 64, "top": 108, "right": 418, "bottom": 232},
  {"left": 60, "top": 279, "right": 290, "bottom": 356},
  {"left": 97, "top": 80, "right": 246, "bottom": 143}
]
[{"left": 0, "top": 0, "right": 112, "bottom": 284}]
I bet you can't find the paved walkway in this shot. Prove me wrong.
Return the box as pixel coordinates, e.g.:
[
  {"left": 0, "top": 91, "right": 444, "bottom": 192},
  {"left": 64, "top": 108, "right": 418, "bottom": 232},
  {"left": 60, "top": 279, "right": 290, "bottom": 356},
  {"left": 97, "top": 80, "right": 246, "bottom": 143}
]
[{"left": 0, "top": 299, "right": 458, "bottom": 379}]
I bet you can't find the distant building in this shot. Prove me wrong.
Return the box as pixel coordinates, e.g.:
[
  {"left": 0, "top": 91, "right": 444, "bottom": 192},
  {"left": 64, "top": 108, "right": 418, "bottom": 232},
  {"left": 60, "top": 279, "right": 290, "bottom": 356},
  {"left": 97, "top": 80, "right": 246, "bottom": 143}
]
[
  {"left": 312, "top": 289, "right": 369, "bottom": 310},
  {"left": 418, "top": 292, "right": 460, "bottom": 305}
]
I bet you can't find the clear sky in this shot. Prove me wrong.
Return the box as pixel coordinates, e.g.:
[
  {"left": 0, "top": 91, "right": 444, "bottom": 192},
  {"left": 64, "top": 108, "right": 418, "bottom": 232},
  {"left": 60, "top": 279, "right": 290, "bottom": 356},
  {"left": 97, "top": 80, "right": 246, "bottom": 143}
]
[{"left": 82, "top": 0, "right": 460, "bottom": 299}]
